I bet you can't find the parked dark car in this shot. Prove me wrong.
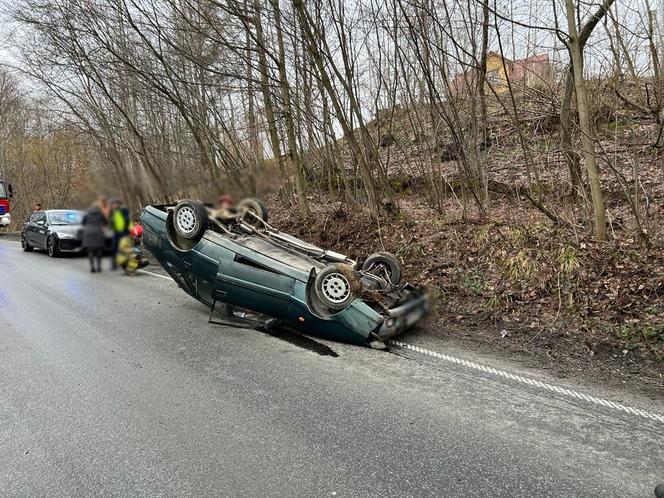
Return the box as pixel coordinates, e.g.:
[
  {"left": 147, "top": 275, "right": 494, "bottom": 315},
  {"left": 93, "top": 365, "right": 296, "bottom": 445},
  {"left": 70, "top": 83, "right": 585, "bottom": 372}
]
[
  {"left": 140, "top": 199, "right": 429, "bottom": 346},
  {"left": 21, "top": 210, "right": 86, "bottom": 257}
]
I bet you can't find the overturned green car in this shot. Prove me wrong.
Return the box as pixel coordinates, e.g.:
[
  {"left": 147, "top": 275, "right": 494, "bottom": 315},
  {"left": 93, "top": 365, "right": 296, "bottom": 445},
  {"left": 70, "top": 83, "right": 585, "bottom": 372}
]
[{"left": 139, "top": 199, "right": 428, "bottom": 346}]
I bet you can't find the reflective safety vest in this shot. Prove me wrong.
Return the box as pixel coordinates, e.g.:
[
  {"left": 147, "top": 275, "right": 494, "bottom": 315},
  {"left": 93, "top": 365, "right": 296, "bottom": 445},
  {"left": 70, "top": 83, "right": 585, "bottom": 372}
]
[{"left": 111, "top": 207, "right": 133, "bottom": 234}]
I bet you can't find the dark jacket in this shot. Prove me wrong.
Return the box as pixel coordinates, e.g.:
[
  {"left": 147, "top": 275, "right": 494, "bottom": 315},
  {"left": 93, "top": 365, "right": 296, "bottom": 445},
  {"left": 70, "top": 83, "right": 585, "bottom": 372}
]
[{"left": 82, "top": 206, "right": 107, "bottom": 250}]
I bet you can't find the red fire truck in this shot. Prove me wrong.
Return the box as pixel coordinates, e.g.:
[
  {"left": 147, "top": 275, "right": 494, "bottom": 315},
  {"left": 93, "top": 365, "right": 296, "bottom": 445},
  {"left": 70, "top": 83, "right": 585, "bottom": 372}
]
[{"left": 0, "top": 179, "right": 13, "bottom": 229}]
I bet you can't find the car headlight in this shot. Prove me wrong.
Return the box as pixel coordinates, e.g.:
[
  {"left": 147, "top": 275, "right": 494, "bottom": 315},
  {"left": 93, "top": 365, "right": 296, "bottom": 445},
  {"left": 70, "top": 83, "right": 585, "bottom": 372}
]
[{"left": 58, "top": 232, "right": 75, "bottom": 239}]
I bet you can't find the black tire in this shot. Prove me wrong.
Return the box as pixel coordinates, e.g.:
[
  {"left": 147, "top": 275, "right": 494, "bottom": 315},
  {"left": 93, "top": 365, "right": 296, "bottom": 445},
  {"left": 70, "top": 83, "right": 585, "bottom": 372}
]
[
  {"left": 21, "top": 233, "right": 33, "bottom": 252},
  {"left": 172, "top": 200, "right": 208, "bottom": 241},
  {"left": 47, "top": 236, "right": 59, "bottom": 258},
  {"left": 313, "top": 263, "right": 358, "bottom": 311},
  {"left": 362, "top": 251, "right": 402, "bottom": 285},
  {"left": 655, "top": 483, "right": 664, "bottom": 498},
  {"left": 238, "top": 198, "right": 268, "bottom": 225}
]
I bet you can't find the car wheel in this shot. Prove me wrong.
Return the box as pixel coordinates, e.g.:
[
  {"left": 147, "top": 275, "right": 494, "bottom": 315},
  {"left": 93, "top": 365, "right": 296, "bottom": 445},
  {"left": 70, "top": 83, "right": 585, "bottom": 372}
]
[
  {"left": 21, "top": 234, "right": 33, "bottom": 252},
  {"left": 167, "top": 200, "right": 208, "bottom": 252},
  {"left": 47, "top": 236, "right": 59, "bottom": 258},
  {"left": 314, "top": 263, "right": 358, "bottom": 311},
  {"left": 238, "top": 198, "right": 268, "bottom": 225},
  {"left": 362, "top": 251, "right": 402, "bottom": 285},
  {"left": 172, "top": 200, "right": 208, "bottom": 240}
]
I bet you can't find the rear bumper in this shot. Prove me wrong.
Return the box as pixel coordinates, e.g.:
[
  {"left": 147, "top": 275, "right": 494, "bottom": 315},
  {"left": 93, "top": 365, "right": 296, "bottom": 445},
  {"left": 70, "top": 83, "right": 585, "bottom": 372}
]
[{"left": 376, "top": 288, "right": 429, "bottom": 340}]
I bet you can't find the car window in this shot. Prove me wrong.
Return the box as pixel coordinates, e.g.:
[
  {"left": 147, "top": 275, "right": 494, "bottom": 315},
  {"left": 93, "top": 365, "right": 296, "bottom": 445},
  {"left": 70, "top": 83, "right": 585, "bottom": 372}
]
[
  {"left": 36, "top": 212, "right": 47, "bottom": 224},
  {"left": 29, "top": 213, "right": 44, "bottom": 224},
  {"left": 234, "top": 255, "right": 280, "bottom": 274},
  {"left": 48, "top": 211, "right": 83, "bottom": 225}
]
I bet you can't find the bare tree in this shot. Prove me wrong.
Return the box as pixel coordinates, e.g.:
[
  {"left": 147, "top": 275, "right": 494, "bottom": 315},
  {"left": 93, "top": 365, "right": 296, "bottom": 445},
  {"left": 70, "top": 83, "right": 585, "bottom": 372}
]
[{"left": 564, "top": 0, "right": 608, "bottom": 240}]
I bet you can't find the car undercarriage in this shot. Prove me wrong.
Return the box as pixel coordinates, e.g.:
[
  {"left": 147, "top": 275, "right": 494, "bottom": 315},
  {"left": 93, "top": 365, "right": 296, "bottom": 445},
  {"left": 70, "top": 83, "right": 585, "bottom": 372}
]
[{"left": 140, "top": 198, "right": 429, "bottom": 346}]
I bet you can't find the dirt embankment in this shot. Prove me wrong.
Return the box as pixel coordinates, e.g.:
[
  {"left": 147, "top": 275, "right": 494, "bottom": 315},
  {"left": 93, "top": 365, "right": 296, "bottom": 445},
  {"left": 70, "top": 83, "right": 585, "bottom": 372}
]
[
  {"left": 267, "top": 86, "right": 664, "bottom": 391},
  {"left": 268, "top": 194, "right": 663, "bottom": 393}
]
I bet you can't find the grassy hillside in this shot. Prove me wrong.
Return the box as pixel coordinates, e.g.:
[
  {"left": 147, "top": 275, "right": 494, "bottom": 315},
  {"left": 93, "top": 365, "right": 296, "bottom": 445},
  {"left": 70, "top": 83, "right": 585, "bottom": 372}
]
[{"left": 270, "top": 85, "right": 664, "bottom": 390}]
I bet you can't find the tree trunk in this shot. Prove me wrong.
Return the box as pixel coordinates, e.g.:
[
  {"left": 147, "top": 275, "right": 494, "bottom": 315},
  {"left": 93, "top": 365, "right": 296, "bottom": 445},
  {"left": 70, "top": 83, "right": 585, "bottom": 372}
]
[
  {"left": 292, "top": 0, "right": 380, "bottom": 213},
  {"left": 252, "top": 0, "right": 285, "bottom": 181},
  {"left": 270, "top": 0, "right": 309, "bottom": 216},
  {"left": 477, "top": 0, "right": 490, "bottom": 142},
  {"left": 245, "top": 3, "right": 263, "bottom": 194},
  {"left": 560, "top": 67, "right": 583, "bottom": 196},
  {"left": 559, "top": 0, "right": 615, "bottom": 199},
  {"left": 565, "top": 0, "right": 607, "bottom": 241}
]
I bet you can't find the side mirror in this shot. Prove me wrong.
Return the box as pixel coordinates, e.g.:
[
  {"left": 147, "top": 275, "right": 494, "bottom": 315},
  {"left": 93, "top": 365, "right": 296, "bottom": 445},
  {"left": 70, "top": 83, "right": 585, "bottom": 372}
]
[
  {"left": 37, "top": 219, "right": 46, "bottom": 226},
  {"left": 7, "top": 184, "right": 13, "bottom": 198}
]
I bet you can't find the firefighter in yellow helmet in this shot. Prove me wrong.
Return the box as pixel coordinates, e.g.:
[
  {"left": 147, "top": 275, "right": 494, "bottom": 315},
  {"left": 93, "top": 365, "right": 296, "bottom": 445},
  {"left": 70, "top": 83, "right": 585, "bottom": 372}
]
[{"left": 116, "top": 224, "right": 149, "bottom": 275}]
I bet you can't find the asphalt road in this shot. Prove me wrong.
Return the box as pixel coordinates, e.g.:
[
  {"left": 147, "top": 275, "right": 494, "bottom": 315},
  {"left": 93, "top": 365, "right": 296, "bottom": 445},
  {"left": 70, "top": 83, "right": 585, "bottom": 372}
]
[{"left": 1, "top": 238, "right": 663, "bottom": 497}]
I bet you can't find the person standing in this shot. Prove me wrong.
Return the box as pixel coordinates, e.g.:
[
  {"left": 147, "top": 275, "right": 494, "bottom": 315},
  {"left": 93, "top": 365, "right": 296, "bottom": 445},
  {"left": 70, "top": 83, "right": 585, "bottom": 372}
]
[
  {"left": 109, "top": 198, "right": 132, "bottom": 270},
  {"left": 81, "top": 201, "right": 107, "bottom": 273},
  {"left": 33, "top": 202, "right": 43, "bottom": 212},
  {"left": 98, "top": 196, "right": 110, "bottom": 221}
]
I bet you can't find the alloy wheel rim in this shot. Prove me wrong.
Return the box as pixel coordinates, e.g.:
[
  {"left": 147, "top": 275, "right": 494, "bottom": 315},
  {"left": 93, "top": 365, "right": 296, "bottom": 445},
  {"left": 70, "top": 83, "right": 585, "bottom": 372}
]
[
  {"left": 321, "top": 273, "right": 351, "bottom": 303},
  {"left": 176, "top": 206, "right": 197, "bottom": 235}
]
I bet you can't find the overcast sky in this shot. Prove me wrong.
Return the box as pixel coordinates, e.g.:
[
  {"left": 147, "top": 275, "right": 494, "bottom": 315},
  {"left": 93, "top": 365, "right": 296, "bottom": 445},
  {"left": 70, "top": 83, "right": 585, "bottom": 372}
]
[{"left": 0, "top": 7, "right": 18, "bottom": 73}]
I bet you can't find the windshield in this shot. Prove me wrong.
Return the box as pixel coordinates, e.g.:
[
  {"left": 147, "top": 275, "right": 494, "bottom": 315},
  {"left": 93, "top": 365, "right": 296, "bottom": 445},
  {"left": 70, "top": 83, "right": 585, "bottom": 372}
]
[
  {"left": 0, "top": 182, "right": 6, "bottom": 198},
  {"left": 48, "top": 211, "right": 83, "bottom": 225}
]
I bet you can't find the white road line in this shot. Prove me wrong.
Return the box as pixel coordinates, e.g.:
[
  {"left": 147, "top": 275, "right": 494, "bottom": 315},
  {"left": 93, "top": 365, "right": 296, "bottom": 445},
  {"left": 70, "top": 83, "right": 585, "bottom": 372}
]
[
  {"left": 137, "top": 269, "right": 173, "bottom": 280},
  {"left": 388, "top": 340, "right": 664, "bottom": 424}
]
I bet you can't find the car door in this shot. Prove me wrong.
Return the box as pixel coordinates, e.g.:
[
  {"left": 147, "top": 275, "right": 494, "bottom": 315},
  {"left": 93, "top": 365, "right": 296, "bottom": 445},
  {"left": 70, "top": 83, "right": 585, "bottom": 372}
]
[
  {"left": 216, "top": 255, "right": 296, "bottom": 317},
  {"left": 23, "top": 214, "right": 34, "bottom": 244},
  {"left": 24, "top": 213, "right": 40, "bottom": 245},
  {"left": 191, "top": 242, "right": 220, "bottom": 306},
  {"left": 33, "top": 212, "right": 48, "bottom": 249}
]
